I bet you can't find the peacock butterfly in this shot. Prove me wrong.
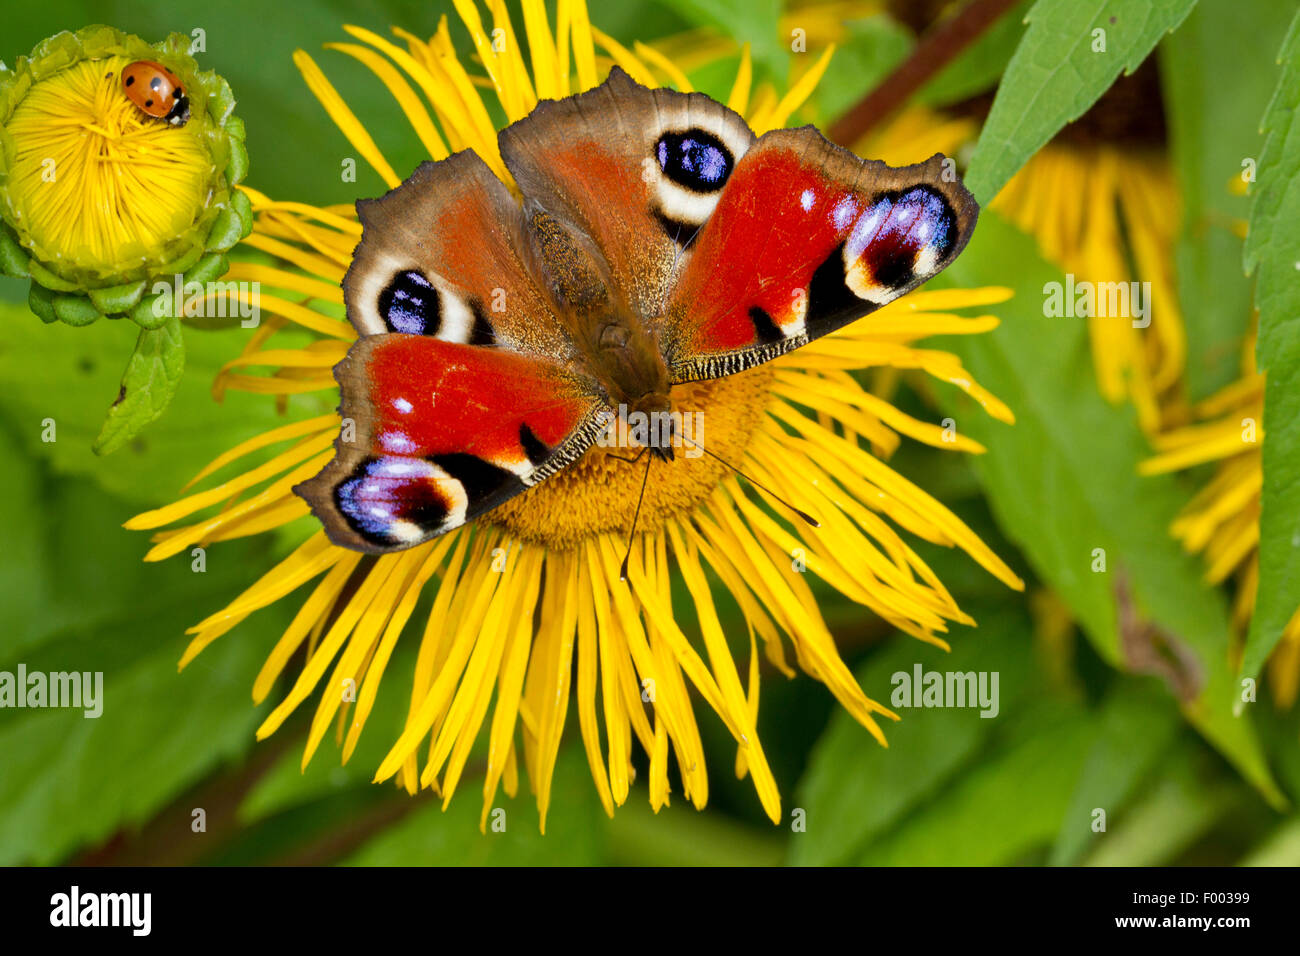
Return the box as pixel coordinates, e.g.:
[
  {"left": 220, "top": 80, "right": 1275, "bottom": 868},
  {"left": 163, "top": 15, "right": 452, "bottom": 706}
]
[{"left": 294, "top": 67, "right": 979, "bottom": 554}]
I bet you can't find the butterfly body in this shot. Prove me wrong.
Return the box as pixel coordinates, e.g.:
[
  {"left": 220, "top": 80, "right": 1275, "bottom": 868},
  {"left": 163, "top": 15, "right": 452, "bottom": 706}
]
[
  {"left": 519, "top": 205, "right": 675, "bottom": 440},
  {"left": 295, "top": 68, "right": 978, "bottom": 553}
]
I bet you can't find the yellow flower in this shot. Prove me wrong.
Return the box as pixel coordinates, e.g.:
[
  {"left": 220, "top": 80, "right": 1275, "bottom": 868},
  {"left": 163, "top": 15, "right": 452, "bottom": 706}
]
[
  {"left": 7, "top": 58, "right": 209, "bottom": 274},
  {"left": 990, "top": 67, "right": 1185, "bottom": 436},
  {"left": 0, "top": 25, "right": 250, "bottom": 327},
  {"left": 1141, "top": 334, "right": 1300, "bottom": 707},
  {"left": 127, "top": 0, "right": 1022, "bottom": 828}
]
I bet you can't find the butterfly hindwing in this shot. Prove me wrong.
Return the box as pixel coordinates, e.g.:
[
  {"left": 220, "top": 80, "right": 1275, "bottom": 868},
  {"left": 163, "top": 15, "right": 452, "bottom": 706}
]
[
  {"left": 295, "top": 336, "right": 604, "bottom": 553},
  {"left": 659, "top": 128, "right": 978, "bottom": 382}
]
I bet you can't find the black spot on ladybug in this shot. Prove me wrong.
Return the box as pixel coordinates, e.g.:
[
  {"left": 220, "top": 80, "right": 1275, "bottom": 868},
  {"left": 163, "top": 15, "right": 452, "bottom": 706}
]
[
  {"left": 144, "top": 99, "right": 153, "bottom": 108},
  {"left": 125, "top": 75, "right": 135, "bottom": 86},
  {"left": 150, "top": 77, "right": 162, "bottom": 91}
]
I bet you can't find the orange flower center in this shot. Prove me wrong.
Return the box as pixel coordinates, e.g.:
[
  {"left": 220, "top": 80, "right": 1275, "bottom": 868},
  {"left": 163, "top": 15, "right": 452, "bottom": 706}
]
[{"left": 486, "top": 365, "right": 775, "bottom": 548}]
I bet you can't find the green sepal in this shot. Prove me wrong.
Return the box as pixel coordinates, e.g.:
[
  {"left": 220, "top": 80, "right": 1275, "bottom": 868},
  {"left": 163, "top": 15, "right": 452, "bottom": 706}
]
[
  {"left": 87, "top": 279, "right": 148, "bottom": 316},
  {"left": 26, "top": 259, "right": 79, "bottom": 293},
  {"left": 231, "top": 190, "right": 254, "bottom": 240},
  {"left": 0, "top": 226, "right": 30, "bottom": 278},
  {"left": 51, "top": 293, "right": 102, "bottom": 327},
  {"left": 167, "top": 244, "right": 206, "bottom": 279},
  {"left": 206, "top": 205, "right": 245, "bottom": 253},
  {"left": 187, "top": 252, "right": 228, "bottom": 286},
  {"left": 27, "top": 282, "right": 56, "bottom": 323},
  {"left": 226, "top": 134, "right": 250, "bottom": 187},
  {"left": 130, "top": 292, "right": 172, "bottom": 331}
]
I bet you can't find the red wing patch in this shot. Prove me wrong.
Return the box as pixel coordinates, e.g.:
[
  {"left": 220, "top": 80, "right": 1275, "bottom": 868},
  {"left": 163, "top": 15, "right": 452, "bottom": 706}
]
[
  {"left": 661, "top": 128, "right": 977, "bottom": 382},
  {"left": 295, "top": 336, "right": 601, "bottom": 553}
]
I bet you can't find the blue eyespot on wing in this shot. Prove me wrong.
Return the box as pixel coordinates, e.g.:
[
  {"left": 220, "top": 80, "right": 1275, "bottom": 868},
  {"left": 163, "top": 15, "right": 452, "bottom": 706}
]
[{"left": 656, "top": 130, "right": 732, "bottom": 192}]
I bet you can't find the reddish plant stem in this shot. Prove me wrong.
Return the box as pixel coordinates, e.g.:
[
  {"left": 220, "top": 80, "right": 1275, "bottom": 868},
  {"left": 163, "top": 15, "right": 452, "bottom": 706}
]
[{"left": 828, "top": 0, "right": 1023, "bottom": 147}]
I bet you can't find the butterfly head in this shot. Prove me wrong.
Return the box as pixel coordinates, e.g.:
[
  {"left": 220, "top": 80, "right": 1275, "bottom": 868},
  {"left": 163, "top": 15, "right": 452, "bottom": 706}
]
[{"left": 627, "top": 389, "right": 676, "bottom": 461}]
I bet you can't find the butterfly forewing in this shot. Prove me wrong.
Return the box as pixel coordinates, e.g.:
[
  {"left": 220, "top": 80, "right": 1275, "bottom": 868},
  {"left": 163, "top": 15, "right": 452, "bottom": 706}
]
[
  {"left": 299, "top": 151, "right": 606, "bottom": 553},
  {"left": 500, "top": 67, "right": 755, "bottom": 320}
]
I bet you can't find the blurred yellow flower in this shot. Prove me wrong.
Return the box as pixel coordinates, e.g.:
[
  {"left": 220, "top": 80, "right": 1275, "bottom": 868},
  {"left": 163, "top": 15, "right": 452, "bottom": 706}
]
[
  {"left": 991, "top": 69, "right": 1185, "bottom": 436},
  {"left": 1142, "top": 334, "right": 1300, "bottom": 707}
]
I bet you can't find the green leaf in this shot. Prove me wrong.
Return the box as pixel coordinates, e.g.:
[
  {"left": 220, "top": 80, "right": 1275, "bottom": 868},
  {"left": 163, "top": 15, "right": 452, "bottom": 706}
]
[
  {"left": 857, "top": 699, "right": 1095, "bottom": 865},
  {"left": 0, "top": 420, "right": 51, "bottom": 652},
  {"left": 0, "top": 633, "right": 270, "bottom": 865},
  {"left": 1241, "top": 9, "right": 1300, "bottom": 685},
  {"left": 1049, "top": 679, "right": 1181, "bottom": 864},
  {"left": 93, "top": 316, "right": 186, "bottom": 456},
  {"left": 1082, "top": 741, "right": 1239, "bottom": 865},
  {"left": 1256, "top": 695, "right": 1300, "bottom": 803},
  {"left": 605, "top": 794, "right": 785, "bottom": 865},
  {"left": 3, "top": 471, "right": 213, "bottom": 657},
  {"left": 1158, "top": 0, "right": 1293, "bottom": 400},
  {"left": 0, "top": 300, "right": 318, "bottom": 504},
  {"left": 791, "top": 603, "right": 1037, "bottom": 865},
  {"left": 238, "top": 646, "right": 420, "bottom": 823},
  {"left": 1240, "top": 816, "right": 1300, "bottom": 866},
  {"left": 936, "top": 212, "right": 1284, "bottom": 809},
  {"left": 0, "top": 476, "right": 290, "bottom": 864},
  {"left": 964, "top": 0, "right": 1198, "bottom": 203}
]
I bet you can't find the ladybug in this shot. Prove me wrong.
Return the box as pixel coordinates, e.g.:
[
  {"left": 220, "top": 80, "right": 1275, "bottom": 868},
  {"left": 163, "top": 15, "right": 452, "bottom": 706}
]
[{"left": 121, "top": 60, "right": 190, "bottom": 127}]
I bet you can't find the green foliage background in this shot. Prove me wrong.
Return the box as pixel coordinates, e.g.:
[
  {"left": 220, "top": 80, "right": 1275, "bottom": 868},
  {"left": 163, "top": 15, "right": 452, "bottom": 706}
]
[{"left": 2, "top": 0, "right": 1299, "bottom": 866}]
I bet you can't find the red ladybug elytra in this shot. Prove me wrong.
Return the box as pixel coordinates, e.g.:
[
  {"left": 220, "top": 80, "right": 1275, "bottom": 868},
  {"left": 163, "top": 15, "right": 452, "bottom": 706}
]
[{"left": 121, "top": 60, "right": 190, "bottom": 127}]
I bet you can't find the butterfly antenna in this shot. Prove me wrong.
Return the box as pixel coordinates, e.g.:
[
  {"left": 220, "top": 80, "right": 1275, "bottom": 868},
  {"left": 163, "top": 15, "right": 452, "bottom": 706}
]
[
  {"left": 620, "top": 452, "right": 653, "bottom": 582},
  {"left": 605, "top": 446, "right": 648, "bottom": 466},
  {"left": 670, "top": 223, "right": 706, "bottom": 272},
  {"left": 679, "top": 434, "right": 819, "bottom": 528},
  {"left": 680, "top": 222, "right": 705, "bottom": 253}
]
